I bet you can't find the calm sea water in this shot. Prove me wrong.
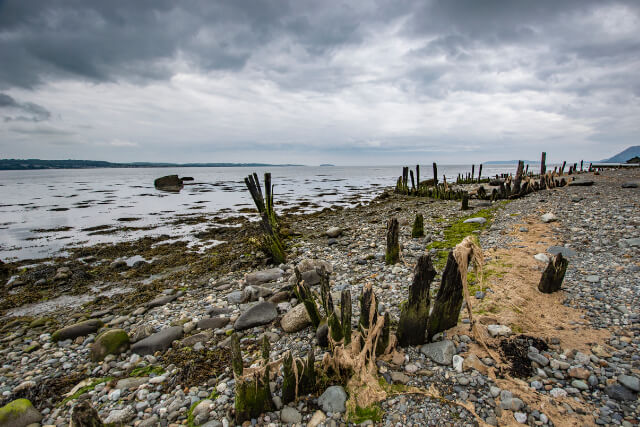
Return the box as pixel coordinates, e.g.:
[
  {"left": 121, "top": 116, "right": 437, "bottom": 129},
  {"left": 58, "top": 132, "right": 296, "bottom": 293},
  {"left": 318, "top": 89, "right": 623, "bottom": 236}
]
[{"left": 0, "top": 164, "right": 526, "bottom": 261}]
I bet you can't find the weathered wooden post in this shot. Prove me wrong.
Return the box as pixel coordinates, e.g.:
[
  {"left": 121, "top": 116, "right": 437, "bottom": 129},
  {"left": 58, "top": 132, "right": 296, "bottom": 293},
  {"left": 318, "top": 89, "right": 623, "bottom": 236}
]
[
  {"left": 411, "top": 213, "right": 424, "bottom": 238},
  {"left": 580, "top": 160, "right": 583, "bottom": 171},
  {"left": 461, "top": 192, "right": 469, "bottom": 210},
  {"left": 244, "top": 173, "right": 286, "bottom": 263},
  {"left": 513, "top": 160, "right": 524, "bottom": 194},
  {"left": 70, "top": 400, "right": 103, "bottom": 427},
  {"left": 433, "top": 162, "right": 438, "bottom": 186},
  {"left": 386, "top": 217, "right": 400, "bottom": 264},
  {"left": 560, "top": 161, "right": 566, "bottom": 175},
  {"left": 471, "top": 165, "right": 475, "bottom": 182},
  {"left": 426, "top": 251, "right": 464, "bottom": 341},
  {"left": 538, "top": 253, "right": 569, "bottom": 293},
  {"left": 232, "top": 334, "right": 275, "bottom": 423},
  {"left": 402, "top": 167, "right": 409, "bottom": 194},
  {"left": 397, "top": 255, "right": 436, "bottom": 346},
  {"left": 410, "top": 170, "right": 416, "bottom": 193},
  {"left": 341, "top": 290, "right": 352, "bottom": 345},
  {"left": 478, "top": 164, "right": 483, "bottom": 182},
  {"left": 294, "top": 268, "right": 321, "bottom": 328},
  {"left": 416, "top": 165, "right": 420, "bottom": 194},
  {"left": 540, "top": 152, "right": 546, "bottom": 175}
]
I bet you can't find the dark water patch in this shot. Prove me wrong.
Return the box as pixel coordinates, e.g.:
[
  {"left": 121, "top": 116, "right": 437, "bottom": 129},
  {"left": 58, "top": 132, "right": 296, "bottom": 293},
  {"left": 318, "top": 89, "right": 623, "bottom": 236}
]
[{"left": 32, "top": 226, "right": 74, "bottom": 233}]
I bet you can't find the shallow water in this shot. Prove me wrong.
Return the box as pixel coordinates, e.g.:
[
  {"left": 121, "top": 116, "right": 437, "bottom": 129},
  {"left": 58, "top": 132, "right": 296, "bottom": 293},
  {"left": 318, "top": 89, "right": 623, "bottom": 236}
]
[{"left": 0, "top": 164, "right": 527, "bottom": 260}]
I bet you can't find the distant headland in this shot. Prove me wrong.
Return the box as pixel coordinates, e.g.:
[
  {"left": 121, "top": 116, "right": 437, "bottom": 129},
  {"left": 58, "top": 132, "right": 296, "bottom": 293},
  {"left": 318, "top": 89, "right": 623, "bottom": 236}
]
[{"left": 0, "top": 159, "right": 303, "bottom": 170}]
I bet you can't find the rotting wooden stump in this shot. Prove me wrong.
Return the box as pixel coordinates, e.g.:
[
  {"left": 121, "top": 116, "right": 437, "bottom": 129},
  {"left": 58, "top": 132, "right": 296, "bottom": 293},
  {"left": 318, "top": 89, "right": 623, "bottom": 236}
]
[
  {"left": 294, "top": 268, "right": 321, "bottom": 328},
  {"left": 244, "top": 172, "right": 285, "bottom": 264},
  {"left": 70, "top": 400, "right": 104, "bottom": 427},
  {"left": 282, "top": 349, "right": 316, "bottom": 404},
  {"left": 341, "top": 289, "right": 352, "bottom": 345},
  {"left": 411, "top": 213, "right": 424, "bottom": 238},
  {"left": 461, "top": 192, "right": 469, "bottom": 210},
  {"left": 231, "top": 334, "right": 274, "bottom": 423},
  {"left": 426, "top": 251, "right": 465, "bottom": 341},
  {"left": 397, "top": 254, "right": 436, "bottom": 346},
  {"left": 538, "top": 253, "right": 569, "bottom": 293},
  {"left": 386, "top": 217, "right": 400, "bottom": 264}
]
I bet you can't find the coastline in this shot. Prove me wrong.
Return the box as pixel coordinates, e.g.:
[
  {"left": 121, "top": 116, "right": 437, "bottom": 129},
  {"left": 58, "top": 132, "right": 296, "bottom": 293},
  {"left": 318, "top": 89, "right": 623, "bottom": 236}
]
[{"left": 0, "top": 168, "right": 638, "bottom": 426}]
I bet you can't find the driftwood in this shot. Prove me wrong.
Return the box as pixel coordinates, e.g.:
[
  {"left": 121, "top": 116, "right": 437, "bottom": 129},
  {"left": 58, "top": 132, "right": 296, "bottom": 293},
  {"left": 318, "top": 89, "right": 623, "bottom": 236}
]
[
  {"left": 244, "top": 173, "right": 285, "bottom": 263},
  {"left": 386, "top": 217, "right": 400, "bottom": 264},
  {"left": 397, "top": 254, "right": 436, "bottom": 346},
  {"left": 538, "top": 253, "right": 569, "bottom": 293}
]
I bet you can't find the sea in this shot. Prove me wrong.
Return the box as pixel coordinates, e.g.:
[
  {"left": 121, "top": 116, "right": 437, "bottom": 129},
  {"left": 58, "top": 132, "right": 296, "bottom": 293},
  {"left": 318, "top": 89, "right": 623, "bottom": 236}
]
[{"left": 0, "top": 164, "right": 533, "bottom": 261}]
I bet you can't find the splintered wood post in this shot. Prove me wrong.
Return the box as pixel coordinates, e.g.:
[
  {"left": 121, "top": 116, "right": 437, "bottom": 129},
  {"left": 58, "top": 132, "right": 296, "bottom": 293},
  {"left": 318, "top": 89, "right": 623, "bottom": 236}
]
[
  {"left": 513, "top": 160, "right": 524, "bottom": 194},
  {"left": 233, "top": 331, "right": 275, "bottom": 423},
  {"left": 416, "top": 165, "right": 420, "bottom": 193},
  {"left": 426, "top": 251, "right": 465, "bottom": 341},
  {"left": 282, "top": 351, "right": 298, "bottom": 403},
  {"left": 318, "top": 266, "right": 333, "bottom": 315},
  {"left": 561, "top": 161, "right": 566, "bottom": 175},
  {"left": 525, "top": 164, "right": 529, "bottom": 175},
  {"left": 359, "top": 282, "right": 378, "bottom": 331},
  {"left": 295, "top": 268, "right": 321, "bottom": 328},
  {"left": 397, "top": 254, "right": 436, "bottom": 346},
  {"left": 471, "top": 164, "right": 475, "bottom": 182},
  {"left": 385, "top": 217, "right": 400, "bottom": 264},
  {"left": 411, "top": 213, "right": 424, "bottom": 238},
  {"left": 461, "top": 192, "right": 469, "bottom": 210},
  {"left": 433, "top": 162, "right": 438, "bottom": 186},
  {"left": 410, "top": 170, "right": 416, "bottom": 192},
  {"left": 341, "top": 290, "right": 352, "bottom": 344},
  {"left": 402, "top": 167, "right": 409, "bottom": 193},
  {"left": 541, "top": 152, "right": 546, "bottom": 175},
  {"left": 478, "top": 164, "right": 483, "bottom": 182},
  {"left": 244, "top": 172, "right": 285, "bottom": 263},
  {"left": 538, "top": 253, "right": 569, "bottom": 293}
]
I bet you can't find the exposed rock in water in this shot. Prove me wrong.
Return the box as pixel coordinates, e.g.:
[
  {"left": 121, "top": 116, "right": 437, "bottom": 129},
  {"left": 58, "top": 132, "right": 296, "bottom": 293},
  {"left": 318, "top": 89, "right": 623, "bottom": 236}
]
[{"left": 153, "top": 175, "right": 183, "bottom": 192}]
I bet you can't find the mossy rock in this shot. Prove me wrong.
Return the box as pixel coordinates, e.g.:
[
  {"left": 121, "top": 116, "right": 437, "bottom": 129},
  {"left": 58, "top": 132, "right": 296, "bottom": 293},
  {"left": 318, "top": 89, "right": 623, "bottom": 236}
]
[
  {"left": 0, "top": 399, "right": 42, "bottom": 427},
  {"left": 91, "top": 328, "right": 130, "bottom": 361},
  {"left": 28, "top": 317, "right": 49, "bottom": 329},
  {"left": 52, "top": 319, "right": 103, "bottom": 342}
]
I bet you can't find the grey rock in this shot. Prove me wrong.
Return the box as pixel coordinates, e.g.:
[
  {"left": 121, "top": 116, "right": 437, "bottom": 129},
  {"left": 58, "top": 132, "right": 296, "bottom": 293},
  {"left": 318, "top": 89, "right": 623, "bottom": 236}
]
[
  {"left": 571, "top": 380, "right": 589, "bottom": 391},
  {"left": 115, "top": 377, "right": 148, "bottom": 390},
  {"left": 226, "top": 291, "right": 248, "bottom": 305},
  {"left": 234, "top": 301, "right": 278, "bottom": 331},
  {"left": 280, "top": 407, "right": 302, "bottom": 423},
  {"left": 606, "top": 384, "right": 637, "bottom": 401},
  {"left": 487, "top": 324, "right": 512, "bottom": 338},
  {"left": 138, "top": 415, "right": 160, "bottom": 427},
  {"left": 547, "top": 246, "right": 576, "bottom": 257},
  {"left": 318, "top": 386, "right": 347, "bottom": 414},
  {"left": 618, "top": 374, "right": 640, "bottom": 392},
  {"left": 528, "top": 352, "right": 549, "bottom": 366},
  {"left": 146, "top": 294, "right": 177, "bottom": 308},
  {"left": 0, "top": 399, "right": 42, "bottom": 427},
  {"left": 463, "top": 217, "right": 486, "bottom": 224},
  {"left": 541, "top": 213, "right": 557, "bottom": 223},
  {"left": 244, "top": 268, "right": 283, "bottom": 286},
  {"left": 197, "top": 317, "right": 230, "bottom": 330},
  {"left": 131, "top": 326, "right": 183, "bottom": 355},
  {"left": 51, "top": 319, "right": 103, "bottom": 342},
  {"left": 326, "top": 227, "right": 342, "bottom": 238},
  {"left": 621, "top": 182, "right": 638, "bottom": 188},
  {"left": 420, "top": 340, "right": 456, "bottom": 365},
  {"left": 103, "top": 407, "right": 135, "bottom": 424},
  {"left": 585, "top": 275, "right": 600, "bottom": 283}
]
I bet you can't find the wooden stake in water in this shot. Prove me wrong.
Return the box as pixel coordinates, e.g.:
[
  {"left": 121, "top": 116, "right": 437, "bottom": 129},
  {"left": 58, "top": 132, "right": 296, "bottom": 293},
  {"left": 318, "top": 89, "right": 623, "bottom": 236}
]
[{"left": 540, "top": 152, "right": 546, "bottom": 175}]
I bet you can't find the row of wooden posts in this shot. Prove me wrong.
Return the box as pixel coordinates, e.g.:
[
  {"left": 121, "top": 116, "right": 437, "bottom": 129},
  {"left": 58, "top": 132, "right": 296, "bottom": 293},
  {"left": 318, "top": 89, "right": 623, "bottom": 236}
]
[
  {"left": 236, "top": 168, "right": 571, "bottom": 423},
  {"left": 395, "top": 153, "right": 590, "bottom": 204}
]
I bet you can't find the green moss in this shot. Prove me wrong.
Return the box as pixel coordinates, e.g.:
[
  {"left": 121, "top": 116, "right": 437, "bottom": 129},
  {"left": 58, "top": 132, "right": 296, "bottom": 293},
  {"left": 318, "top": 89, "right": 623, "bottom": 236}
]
[
  {"left": 385, "top": 246, "right": 399, "bottom": 265},
  {"left": 186, "top": 400, "right": 201, "bottom": 427},
  {"left": 91, "top": 328, "right": 130, "bottom": 361},
  {"left": 348, "top": 404, "right": 383, "bottom": 424},
  {"left": 129, "top": 365, "right": 165, "bottom": 377},
  {"left": 0, "top": 398, "right": 37, "bottom": 425},
  {"left": 60, "top": 377, "right": 112, "bottom": 406},
  {"left": 411, "top": 214, "right": 424, "bottom": 238},
  {"left": 427, "top": 204, "right": 505, "bottom": 269}
]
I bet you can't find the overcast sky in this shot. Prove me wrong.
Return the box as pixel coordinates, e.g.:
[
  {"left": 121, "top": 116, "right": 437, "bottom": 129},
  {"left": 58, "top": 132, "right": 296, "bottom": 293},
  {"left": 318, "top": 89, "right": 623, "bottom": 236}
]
[{"left": 1, "top": 1, "right": 638, "bottom": 165}]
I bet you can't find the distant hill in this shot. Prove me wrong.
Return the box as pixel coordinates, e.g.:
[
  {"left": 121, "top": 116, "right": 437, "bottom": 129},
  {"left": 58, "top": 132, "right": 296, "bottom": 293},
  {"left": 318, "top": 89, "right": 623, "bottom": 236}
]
[
  {"left": 603, "top": 146, "right": 640, "bottom": 163},
  {"left": 484, "top": 160, "right": 538, "bottom": 164},
  {"left": 0, "top": 159, "right": 302, "bottom": 170}
]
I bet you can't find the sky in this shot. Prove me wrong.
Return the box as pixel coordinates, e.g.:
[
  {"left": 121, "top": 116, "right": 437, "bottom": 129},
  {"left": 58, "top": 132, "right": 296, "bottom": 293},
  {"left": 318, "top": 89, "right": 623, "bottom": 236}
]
[{"left": 0, "top": 1, "right": 639, "bottom": 165}]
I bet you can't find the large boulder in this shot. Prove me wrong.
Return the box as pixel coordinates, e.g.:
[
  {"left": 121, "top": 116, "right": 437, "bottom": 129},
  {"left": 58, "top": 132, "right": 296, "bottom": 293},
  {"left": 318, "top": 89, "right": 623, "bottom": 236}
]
[
  {"left": 130, "top": 326, "right": 183, "bottom": 355},
  {"left": 91, "top": 328, "right": 130, "bottom": 361},
  {"left": 281, "top": 303, "right": 311, "bottom": 333},
  {"left": 154, "top": 175, "right": 183, "bottom": 192},
  {"left": 0, "top": 399, "right": 42, "bottom": 427},
  {"left": 197, "top": 317, "right": 230, "bottom": 330},
  {"left": 52, "top": 319, "right": 103, "bottom": 342},
  {"left": 146, "top": 294, "right": 178, "bottom": 309},
  {"left": 234, "top": 302, "right": 278, "bottom": 331}
]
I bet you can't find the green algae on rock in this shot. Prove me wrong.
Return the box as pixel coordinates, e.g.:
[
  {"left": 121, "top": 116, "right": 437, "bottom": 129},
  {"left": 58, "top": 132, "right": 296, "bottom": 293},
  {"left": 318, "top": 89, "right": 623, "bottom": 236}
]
[
  {"left": 91, "top": 328, "right": 130, "bottom": 361},
  {"left": 0, "top": 398, "right": 42, "bottom": 427}
]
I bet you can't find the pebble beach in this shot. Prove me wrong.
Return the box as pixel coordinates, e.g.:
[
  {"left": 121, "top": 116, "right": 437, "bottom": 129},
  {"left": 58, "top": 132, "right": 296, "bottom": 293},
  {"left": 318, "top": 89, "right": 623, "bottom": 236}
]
[{"left": 0, "top": 167, "right": 638, "bottom": 427}]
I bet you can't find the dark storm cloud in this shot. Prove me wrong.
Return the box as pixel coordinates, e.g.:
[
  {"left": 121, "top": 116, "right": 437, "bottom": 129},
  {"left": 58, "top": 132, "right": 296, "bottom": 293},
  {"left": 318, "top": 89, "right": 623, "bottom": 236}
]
[{"left": 0, "top": 92, "right": 50, "bottom": 122}]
